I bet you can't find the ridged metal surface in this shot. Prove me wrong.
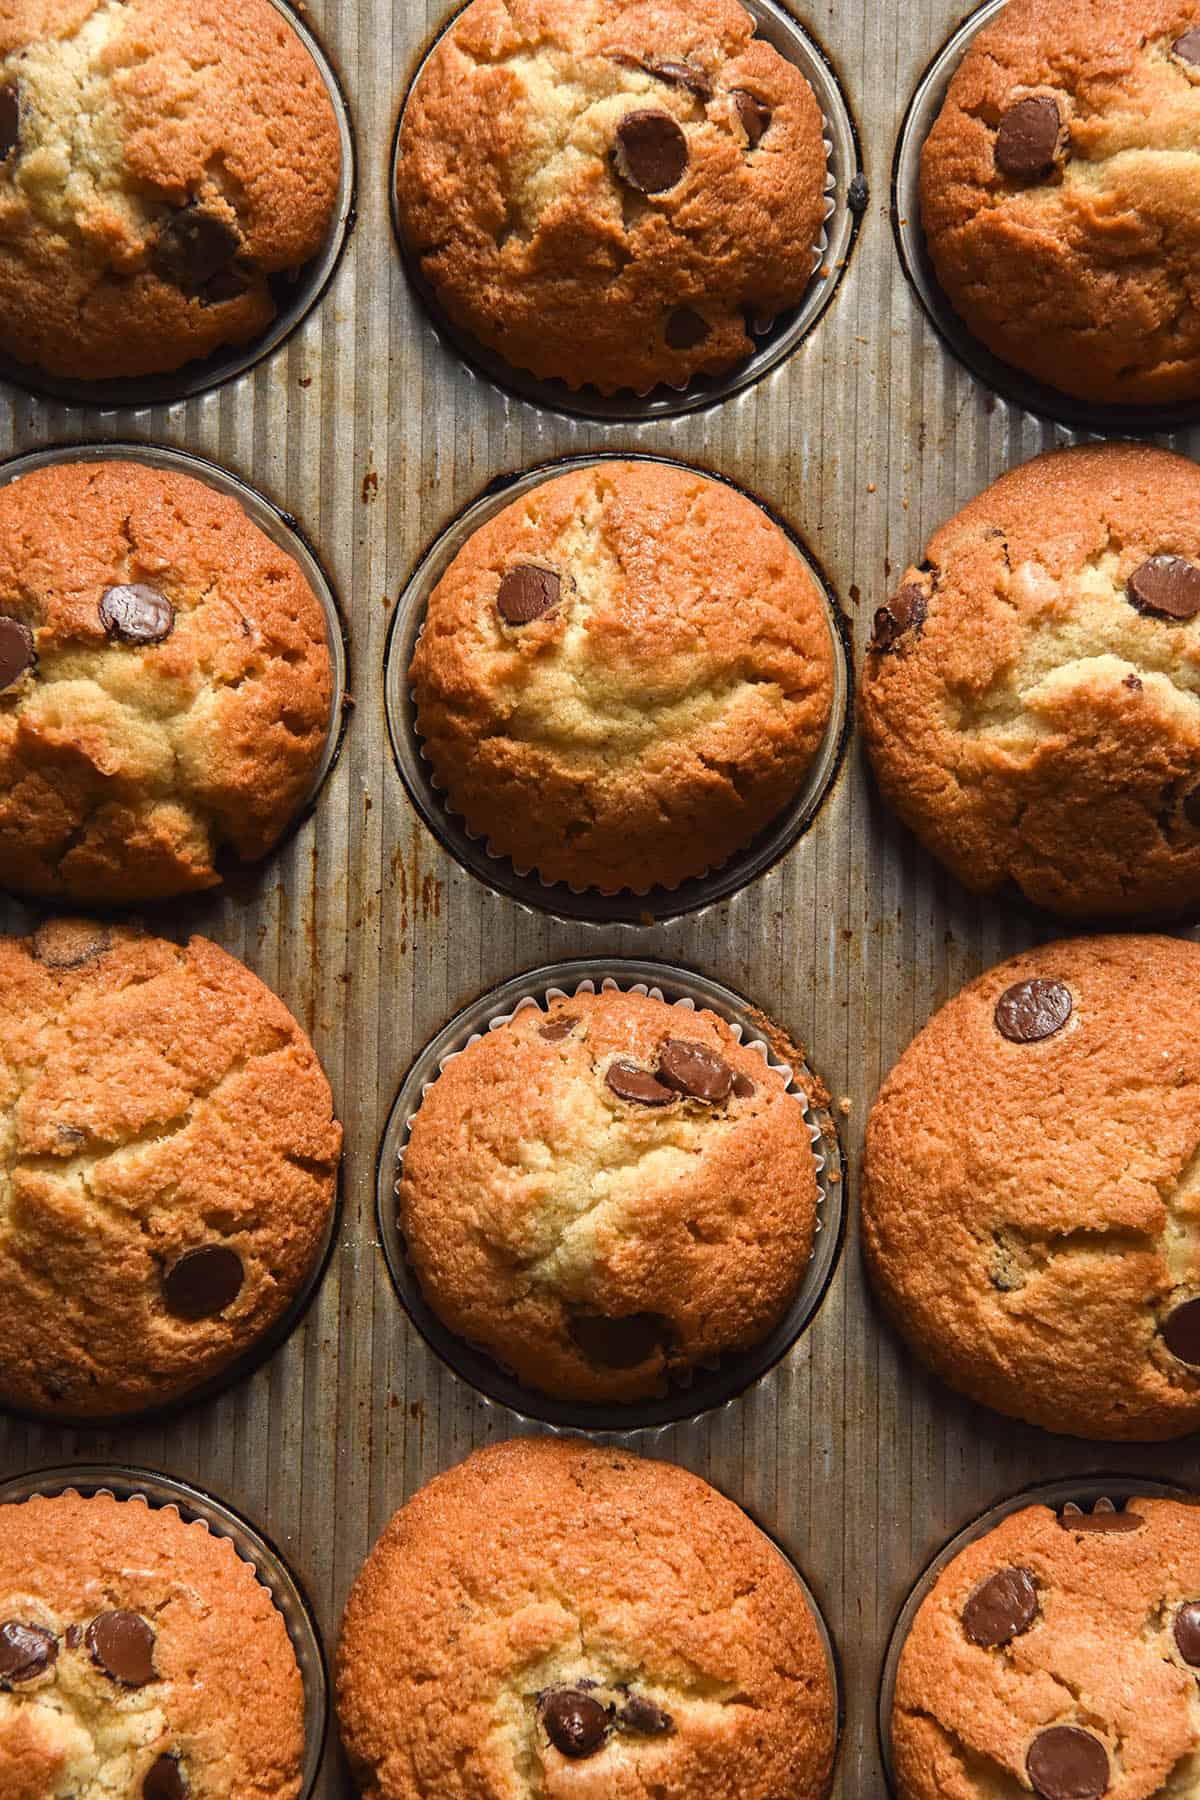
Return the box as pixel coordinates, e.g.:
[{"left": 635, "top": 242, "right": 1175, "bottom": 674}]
[{"left": 0, "top": 1, "right": 1197, "bottom": 1794}]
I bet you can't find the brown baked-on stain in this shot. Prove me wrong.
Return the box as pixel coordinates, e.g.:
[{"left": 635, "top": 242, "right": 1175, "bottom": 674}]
[{"left": 361, "top": 469, "right": 379, "bottom": 505}]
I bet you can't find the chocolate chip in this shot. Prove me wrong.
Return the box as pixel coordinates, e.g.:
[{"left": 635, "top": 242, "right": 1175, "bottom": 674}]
[
  {"left": 541, "top": 1689, "right": 611, "bottom": 1758},
  {"left": 153, "top": 206, "right": 242, "bottom": 291},
  {"left": 605, "top": 1060, "right": 675, "bottom": 1106},
  {"left": 732, "top": 89, "right": 771, "bottom": 148},
  {"left": 0, "top": 85, "right": 19, "bottom": 161},
  {"left": 163, "top": 1245, "right": 244, "bottom": 1322},
  {"left": 0, "top": 616, "right": 33, "bottom": 690},
  {"left": 658, "top": 1038, "right": 734, "bottom": 1101},
  {"left": 731, "top": 1070, "right": 757, "bottom": 1098},
  {"left": 143, "top": 1754, "right": 187, "bottom": 1800},
  {"left": 540, "top": 1015, "right": 579, "bottom": 1041},
  {"left": 646, "top": 57, "right": 712, "bottom": 100},
  {"left": 994, "top": 978, "right": 1072, "bottom": 1044},
  {"left": 568, "top": 1311, "right": 673, "bottom": 1368},
  {"left": 99, "top": 584, "right": 175, "bottom": 646},
  {"left": 65, "top": 1625, "right": 82, "bottom": 1649},
  {"left": 0, "top": 1621, "right": 56, "bottom": 1685},
  {"left": 497, "top": 564, "right": 561, "bottom": 625},
  {"left": 85, "top": 1612, "right": 157, "bottom": 1687},
  {"left": 1163, "top": 1297, "right": 1200, "bottom": 1365},
  {"left": 1026, "top": 1727, "right": 1109, "bottom": 1800},
  {"left": 1059, "top": 1499, "right": 1142, "bottom": 1534},
  {"left": 1174, "top": 28, "right": 1200, "bottom": 65},
  {"left": 1174, "top": 1601, "right": 1200, "bottom": 1666},
  {"left": 962, "top": 1567, "right": 1038, "bottom": 1648},
  {"left": 1126, "top": 556, "right": 1200, "bottom": 621},
  {"left": 871, "top": 584, "right": 928, "bottom": 653},
  {"left": 613, "top": 110, "right": 689, "bottom": 194},
  {"left": 1123, "top": 673, "right": 1143, "bottom": 691},
  {"left": 200, "top": 264, "right": 251, "bottom": 306},
  {"left": 619, "top": 1693, "right": 675, "bottom": 1736},
  {"left": 995, "top": 96, "right": 1062, "bottom": 180},
  {"left": 664, "top": 306, "right": 710, "bottom": 349},
  {"left": 32, "top": 920, "right": 112, "bottom": 970}
]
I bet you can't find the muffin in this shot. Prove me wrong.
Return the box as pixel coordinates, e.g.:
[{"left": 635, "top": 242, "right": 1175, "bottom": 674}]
[
  {"left": 920, "top": 0, "right": 1200, "bottom": 409},
  {"left": 395, "top": 0, "right": 830, "bottom": 395},
  {"left": 398, "top": 986, "right": 820, "bottom": 1406},
  {"left": 862, "top": 444, "right": 1200, "bottom": 920},
  {"left": 410, "top": 461, "right": 836, "bottom": 895},
  {"left": 891, "top": 1494, "right": 1200, "bottom": 1800},
  {"left": 0, "top": 458, "right": 334, "bottom": 904},
  {"left": 0, "top": 1487, "right": 305, "bottom": 1798},
  {"left": 863, "top": 933, "right": 1200, "bottom": 1442},
  {"left": 0, "top": 919, "right": 342, "bottom": 1420},
  {"left": 336, "top": 1436, "right": 837, "bottom": 1800},
  {"left": 0, "top": 0, "right": 341, "bottom": 383}
]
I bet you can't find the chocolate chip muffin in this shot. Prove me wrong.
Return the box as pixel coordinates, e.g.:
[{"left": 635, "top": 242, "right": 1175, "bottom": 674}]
[
  {"left": 336, "top": 1437, "right": 837, "bottom": 1800},
  {"left": 0, "top": 920, "right": 342, "bottom": 1420},
  {"left": 0, "top": 458, "right": 334, "bottom": 904},
  {"left": 0, "top": 1487, "right": 305, "bottom": 1798},
  {"left": 395, "top": 0, "right": 830, "bottom": 395},
  {"left": 921, "top": 0, "right": 1200, "bottom": 408},
  {"left": 0, "top": 0, "right": 341, "bottom": 383},
  {"left": 399, "top": 987, "right": 821, "bottom": 1405},
  {"left": 891, "top": 1495, "right": 1200, "bottom": 1800},
  {"left": 863, "top": 933, "right": 1200, "bottom": 1442},
  {"left": 410, "top": 461, "right": 836, "bottom": 895},
  {"left": 862, "top": 444, "right": 1200, "bottom": 920}
]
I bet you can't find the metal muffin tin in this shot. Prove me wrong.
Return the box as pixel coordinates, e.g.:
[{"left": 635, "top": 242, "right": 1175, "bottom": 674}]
[
  {"left": 0, "top": 1463, "right": 329, "bottom": 1798},
  {"left": 390, "top": 0, "right": 865, "bottom": 422},
  {"left": 2, "top": 0, "right": 1200, "bottom": 1794},
  {"left": 383, "top": 453, "right": 852, "bottom": 924}
]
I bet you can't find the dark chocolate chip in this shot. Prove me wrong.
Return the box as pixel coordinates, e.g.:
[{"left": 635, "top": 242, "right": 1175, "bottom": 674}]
[
  {"left": 664, "top": 306, "right": 710, "bottom": 349},
  {"left": 540, "top": 1015, "right": 579, "bottom": 1041},
  {"left": 1126, "top": 556, "right": 1200, "bottom": 621},
  {"left": 541, "top": 1689, "right": 611, "bottom": 1758},
  {"left": 1026, "top": 1727, "right": 1109, "bottom": 1800},
  {"left": 732, "top": 89, "right": 771, "bottom": 148},
  {"left": 871, "top": 585, "right": 928, "bottom": 653},
  {"left": 85, "top": 1611, "right": 157, "bottom": 1687},
  {"left": 569, "top": 1311, "right": 673, "bottom": 1368},
  {"left": 605, "top": 1060, "right": 675, "bottom": 1106},
  {"left": 658, "top": 1038, "right": 734, "bottom": 1101},
  {"left": 994, "top": 978, "right": 1072, "bottom": 1044},
  {"left": 646, "top": 57, "right": 712, "bottom": 100},
  {"left": 65, "top": 1624, "right": 82, "bottom": 1650},
  {"left": 613, "top": 110, "right": 689, "bottom": 194},
  {"left": 162, "top": 1245, "right": 244, "bottom": 1322},
  {"left": 0, "top": 615, "right": 33, "bottom": 690},
  {"left": 1163, "top": 1297, "right": 1200, "bottom": 1366},
  {"left": 995, "top": 96, "right": 1062, "bottom": 180},
  {"left": 153, "top": 207, "right": 242, "bottom": 291},
  {"left": 99, "top": 584, "right": 175, "bottom": 646},
  {"left": 1123, "top": 673, "right": 1143, "bottom": 691},
  {"left": 1174, "top": 28, "right": 1200, "bottom": 65},
  {"left": 619, "top": 1693, "right": 675, "bottom": 1736},
  {"left": 1059, "top": 1499, "right": 1142, "bottom": 1535},
  {"left": 0, "top": 85, "right": 19, "bottom": 162},
  {"left": 848, "top": 172, "right": 870, "bottom": 213},
  {"left": 0, "top": 1621, "right": 57, "bottom": 1685},
  {"left": 200, "top": 264, "right": 251, "bottom": 306},
  {"left": 731, "top": 1069, "right": 757, "bottom": 1098},
  {"left": 32, "top": 920, "right": 112, "bottom": 970},
  {"left": 962, "top": 1567, "right": 1038, "bottom": 1648},
  {"left": 497, "top": 564, "right": 561, "bottom": 625},
  {"left": 143, "top": 1754, "right": 187, "bottom": 1800},
  {"left": 1176, "top": 1601, "right": 1200, "bottom": 1665}
]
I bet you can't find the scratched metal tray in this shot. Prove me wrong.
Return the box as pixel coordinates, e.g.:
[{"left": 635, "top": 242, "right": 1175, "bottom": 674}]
[{"left": 1, "top": 1, "right": 1197, "bottom": 1795}]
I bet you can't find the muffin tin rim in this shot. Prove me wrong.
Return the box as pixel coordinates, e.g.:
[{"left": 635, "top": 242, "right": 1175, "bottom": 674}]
[
  {"left": 382, "top": 449, "right": 854, "bottom": 926},
  {"left": 388, "top": 0, "right": 865, "bottom": 424},
  {"left": 0, "top": 1459, "right": 331, "bottom": 1799},
  {"left": 374, "top": 955, "right": 847, "bottom": 1437}
]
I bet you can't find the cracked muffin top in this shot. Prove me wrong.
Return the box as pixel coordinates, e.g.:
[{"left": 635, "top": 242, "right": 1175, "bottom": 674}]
[
  {"left": 397, "top": 987, "right": 821, "bottom": 1406},
  {"left": 861, "top": 444, "right": 1200, "bottom": 920},
  {"left": 891, "top": 1496, "right": 1200, "bottom": 1800},
  {"left": 0, "top": 0, "right": 342, "bottom": 383},
  {"left": 0, "top": 1488, "right": 305, "bottom": 1799},
  {"left": 336, "top": 1436, "right": 837, "bottom": 1800},
  {"left": 0, "top": 919, "right": 342, "bottom": 1421},
  {"left": 863, "top": 933, "right": 1200, "bottom": 1442},
  {"left": 0, "top": 458, "right": 334, "bottom": 904},
  {"left": 920, "top": 0, "right": 1200, "bottom": 408},
  {"left": 409, "top": 461, "right": 836, "bottom": 896},
  {"left": 395, "top": 0, "right": 829, "bottom": 395}
]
